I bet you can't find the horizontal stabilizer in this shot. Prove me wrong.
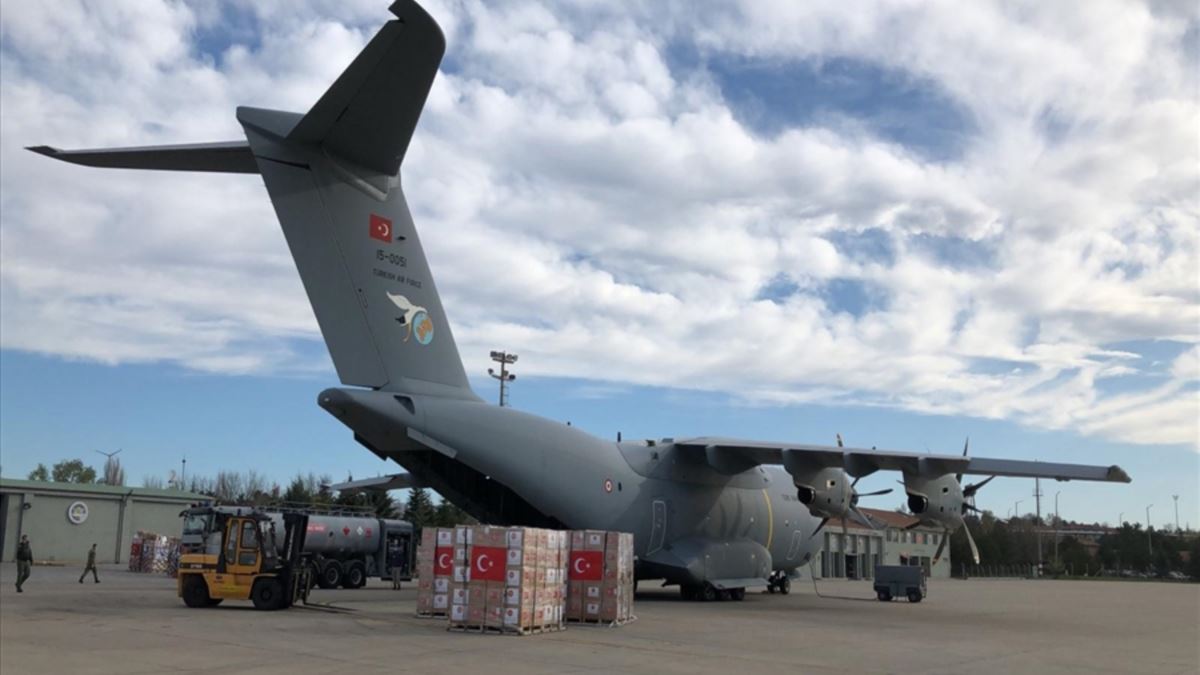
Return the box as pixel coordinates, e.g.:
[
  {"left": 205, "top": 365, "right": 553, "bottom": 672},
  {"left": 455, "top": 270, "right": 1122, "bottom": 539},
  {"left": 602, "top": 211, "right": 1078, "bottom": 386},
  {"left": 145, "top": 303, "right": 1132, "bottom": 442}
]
[
  {"left": 27, "top": 142, "right": 257, "bottom": 173},
  {"left": 287, "top": 0, "right": 445, "bottom": 177}
]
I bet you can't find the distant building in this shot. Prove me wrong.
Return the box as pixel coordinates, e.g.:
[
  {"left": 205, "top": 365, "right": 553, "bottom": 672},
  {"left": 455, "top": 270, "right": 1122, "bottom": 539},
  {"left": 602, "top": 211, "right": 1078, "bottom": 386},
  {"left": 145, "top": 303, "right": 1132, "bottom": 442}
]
[
  {"left": 0, "top": 478, "right": 206, "bottom": 564},
  {"left": 797, "top": 508, "right": 951, "bottom": 580}
]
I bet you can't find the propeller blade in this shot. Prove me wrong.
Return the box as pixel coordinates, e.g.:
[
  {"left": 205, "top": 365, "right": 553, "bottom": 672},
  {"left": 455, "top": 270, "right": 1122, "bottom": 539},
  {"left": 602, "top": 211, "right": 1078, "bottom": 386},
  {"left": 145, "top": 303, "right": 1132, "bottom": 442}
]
[
  {"left": 963, "top": 503, "right": 983, "bottom": 513},
  {"left": 963, "top": 522, "right": 982, "bottom": 565},
  {"left": 905, "top": 520, "right": 924, "bottom": 530},
  {"left": 809, "top": 517, "right": 830, "bottom": 539},
  {"left": 956, "top": 437, "right": 970, "bottom": 482},
  {"left": 857, "top": 488, "right": 893, "bottom": 498},
  {"left": 963, "top": 475, "right": 996, "bottom": 496},
  {"left": 850, "top": 505, "right": 880, "bottom": 530},
  {"left": 931, "top": 527, "right": 951, "bottom": 564},
  {"left": 836, "top": 433, "right": 844, "bottom": 448}
]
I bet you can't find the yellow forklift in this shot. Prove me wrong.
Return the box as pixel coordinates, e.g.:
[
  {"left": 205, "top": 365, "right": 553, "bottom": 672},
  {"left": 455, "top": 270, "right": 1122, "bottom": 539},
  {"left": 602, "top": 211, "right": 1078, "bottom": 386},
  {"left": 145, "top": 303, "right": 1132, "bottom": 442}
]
[{"left": 177, "top": 507, "right": 312, "bottom": 610}]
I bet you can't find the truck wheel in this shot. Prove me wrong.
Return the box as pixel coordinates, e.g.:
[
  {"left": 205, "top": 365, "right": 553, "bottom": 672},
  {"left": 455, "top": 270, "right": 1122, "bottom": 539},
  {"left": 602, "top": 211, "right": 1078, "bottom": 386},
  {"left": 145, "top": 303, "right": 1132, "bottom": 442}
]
[
  {"left": 907, "top": 590, "right": 922, "bottom": 603},
  {"left": 701, "top": 584, "right": 718, "bottom": 602},
  {"left": 316, "top": 560, "right": 343, "bottom": 589},
  {"left": 778, "top": 577, "right": 791, "bottom": 595},
  {"left": 877, "top": 590, "right": 892, "bottom": 602},
  {"left": 730, "top": 588, "right": 746, "bottom": 601},
  {"left": 344, "top": 561, "right": 367, "bottom": 589},
  {"left": 181, "top": 575, "right": 211, "bottom": 608},
  {"left": 252, "top": 578, "right": 285, "bottom": 610}
]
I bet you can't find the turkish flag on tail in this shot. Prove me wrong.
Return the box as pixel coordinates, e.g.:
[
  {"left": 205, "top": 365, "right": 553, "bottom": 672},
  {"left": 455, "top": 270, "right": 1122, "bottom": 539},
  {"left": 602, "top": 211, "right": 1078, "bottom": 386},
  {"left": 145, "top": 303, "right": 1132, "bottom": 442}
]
[
  {"left": 369, "top": 213, "right": 393, "bottom": 242},
  {"left": 569, "top": 550, "right": 603, "bottom": 581},
  {"left": 470, "top": 546, "right": 506, "bottom": 582}
]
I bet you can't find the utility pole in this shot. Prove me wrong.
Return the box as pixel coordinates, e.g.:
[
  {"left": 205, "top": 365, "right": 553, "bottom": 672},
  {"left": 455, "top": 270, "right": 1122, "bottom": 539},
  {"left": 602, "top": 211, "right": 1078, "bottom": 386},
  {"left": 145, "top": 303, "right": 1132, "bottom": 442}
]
[
  {"left": 1146, "top": 504, "right": 1153, "bottom": 558},
  {"left": 1172, "top": 495, "right": 1179, "bottom": 533},
  {"left": 1034, "top": 478, "right": 1043, "bottom": 574},
  {"left": 488, "top": 350, "right": 518, "bottom": 407},
  {"left": 1012, "top": 500, "right": 1023, "bottom": 520},
  {"left": 1054, "top": 491, "right": 1061, "bottom": 569}
]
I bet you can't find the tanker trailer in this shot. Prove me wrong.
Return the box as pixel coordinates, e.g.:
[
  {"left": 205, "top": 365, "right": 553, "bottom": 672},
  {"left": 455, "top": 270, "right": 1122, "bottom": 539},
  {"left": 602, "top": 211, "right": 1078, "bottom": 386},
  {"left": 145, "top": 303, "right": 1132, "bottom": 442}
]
[{"left": 181, "top": 505, "right": 414, "bottom": 589}]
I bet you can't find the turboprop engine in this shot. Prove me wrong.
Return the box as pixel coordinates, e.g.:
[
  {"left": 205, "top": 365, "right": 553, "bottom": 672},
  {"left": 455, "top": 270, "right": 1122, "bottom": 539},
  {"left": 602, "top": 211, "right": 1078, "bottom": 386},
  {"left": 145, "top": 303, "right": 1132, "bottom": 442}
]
[
  {"left": 793, "top": 436, "right": 892, "bottom": 537},
  {"left": 901, "top": 439, "right": 995, "bottom": 565}
]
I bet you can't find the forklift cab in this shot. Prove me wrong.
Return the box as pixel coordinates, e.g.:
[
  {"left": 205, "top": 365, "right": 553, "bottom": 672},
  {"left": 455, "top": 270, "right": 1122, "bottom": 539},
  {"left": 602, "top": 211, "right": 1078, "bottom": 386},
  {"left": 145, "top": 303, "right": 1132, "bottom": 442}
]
[{"left": 178, "top": 507, "right": 309, "bottom": 611}]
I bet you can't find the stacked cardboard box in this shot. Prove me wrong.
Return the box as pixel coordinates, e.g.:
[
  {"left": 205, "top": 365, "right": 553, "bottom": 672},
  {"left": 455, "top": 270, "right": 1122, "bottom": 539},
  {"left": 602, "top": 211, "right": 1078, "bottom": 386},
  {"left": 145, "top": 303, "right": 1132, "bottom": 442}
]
[
  {"left": 415, "top": 527, "right": 454, "bottom": 617},
  {"left": 447, "top": 524, "right": 568, "bottom": 635},
  {"left": 566, "top": 530, "right": 635, "bottom": 625}
]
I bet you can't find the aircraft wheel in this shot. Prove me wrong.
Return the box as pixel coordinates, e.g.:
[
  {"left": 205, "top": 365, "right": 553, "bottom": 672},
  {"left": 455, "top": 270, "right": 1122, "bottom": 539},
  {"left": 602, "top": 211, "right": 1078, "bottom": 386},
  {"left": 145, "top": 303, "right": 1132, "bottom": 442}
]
[
  {"left": 680, "top": 584, "right": 698, "bottom": 601},
  {"left": 316, "top": 560, "right": 343, "bottom": 589},
  {"left": 181, "top": 575, "right": 211, "bottom": 608},
  {"left": 702, "top": 584, "right": 718, "bottom": 602},
  {"left": 778, "top": 577, "right": 791, "bottom": 595},
  {"left": 718, "top": 589, "right": 732, "bottom": 601},
  {"left": 252, "top": 578, "right": 285, "bottom": 610},
  {"left": 730, "top": 588, "right": 746, "bottom": 601}
]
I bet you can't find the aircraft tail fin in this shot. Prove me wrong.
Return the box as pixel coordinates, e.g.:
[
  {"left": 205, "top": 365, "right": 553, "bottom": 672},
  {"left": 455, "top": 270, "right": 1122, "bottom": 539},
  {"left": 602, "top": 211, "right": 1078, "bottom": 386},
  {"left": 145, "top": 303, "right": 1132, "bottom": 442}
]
[
  {"left": 29, "top": 1, "right": 477, "bottom": 399},
  {"left": 287, "top": 0, "right": 443, "bottom": 178}
]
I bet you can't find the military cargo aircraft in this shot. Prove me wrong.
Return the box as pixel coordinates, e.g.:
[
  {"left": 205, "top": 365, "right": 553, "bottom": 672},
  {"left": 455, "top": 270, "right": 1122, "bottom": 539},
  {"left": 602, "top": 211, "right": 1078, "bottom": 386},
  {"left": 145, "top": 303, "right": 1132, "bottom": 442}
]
[{"left": 30, "top": 0, "right": 1130, "bottom": 600}]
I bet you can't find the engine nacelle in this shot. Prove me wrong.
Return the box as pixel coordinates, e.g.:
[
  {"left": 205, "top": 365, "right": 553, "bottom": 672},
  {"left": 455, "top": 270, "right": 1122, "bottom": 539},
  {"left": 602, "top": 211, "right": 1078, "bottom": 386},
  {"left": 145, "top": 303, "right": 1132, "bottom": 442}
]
[
  {"left": 794, "top": 467, "right": 854, "bottom": 520},
  {"left": 903, "top": 472, "right": 965, "bottom": 531}
]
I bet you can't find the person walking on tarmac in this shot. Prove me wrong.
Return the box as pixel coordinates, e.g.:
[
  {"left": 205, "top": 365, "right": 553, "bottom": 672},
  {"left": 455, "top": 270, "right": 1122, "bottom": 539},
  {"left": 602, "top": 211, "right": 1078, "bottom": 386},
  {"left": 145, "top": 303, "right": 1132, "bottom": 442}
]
[
  {"left": 79, "top": 543, "right": 100, "bottom": 584},
  {"left": 15, "top": 534, "right": 33, "bottom": 592}
]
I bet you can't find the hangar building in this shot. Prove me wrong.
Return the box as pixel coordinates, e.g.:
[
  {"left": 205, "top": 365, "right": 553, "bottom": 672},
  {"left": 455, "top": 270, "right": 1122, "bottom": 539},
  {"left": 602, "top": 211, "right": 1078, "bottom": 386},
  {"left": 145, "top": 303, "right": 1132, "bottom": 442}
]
[
  {"left": 798, "top": 507, "right": 952, "bottom": 580},
  {"left": 0, "top": 478, "right": 206, "bottom": 564}
]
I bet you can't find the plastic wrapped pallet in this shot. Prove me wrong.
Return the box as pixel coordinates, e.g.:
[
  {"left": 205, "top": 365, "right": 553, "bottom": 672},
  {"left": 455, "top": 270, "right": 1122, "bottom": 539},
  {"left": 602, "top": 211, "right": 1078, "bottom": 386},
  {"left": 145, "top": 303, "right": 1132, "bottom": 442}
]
[
  {"left": 567, "top": 530, "right": 635, "bottom": 625},
  {"left": 448, "top": 524, "right": 568, "bottom": 635},
  {"left": 415, "top": 527, "right": 454, "bottom": 617},
  {"left": 128, "top": 538, "right": 143, "bottom": 571}
]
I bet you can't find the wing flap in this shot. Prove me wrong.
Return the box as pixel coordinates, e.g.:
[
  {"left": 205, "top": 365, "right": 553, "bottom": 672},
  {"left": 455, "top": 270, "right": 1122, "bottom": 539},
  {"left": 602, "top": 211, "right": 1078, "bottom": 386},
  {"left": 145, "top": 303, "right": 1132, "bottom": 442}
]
[{"left": 673, "top": 437, "right": 1130, "bottom": 483}]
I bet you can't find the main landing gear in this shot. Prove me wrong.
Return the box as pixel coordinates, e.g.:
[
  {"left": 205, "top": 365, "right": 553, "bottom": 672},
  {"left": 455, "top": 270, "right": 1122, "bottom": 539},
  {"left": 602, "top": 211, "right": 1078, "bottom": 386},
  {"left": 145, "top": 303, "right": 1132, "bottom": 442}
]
[
  {"left": 680, "top": 583, "right": 746, "bottom": 601},
  {"left": 766, "top": 570, "right": 791, "bottom": 595}
]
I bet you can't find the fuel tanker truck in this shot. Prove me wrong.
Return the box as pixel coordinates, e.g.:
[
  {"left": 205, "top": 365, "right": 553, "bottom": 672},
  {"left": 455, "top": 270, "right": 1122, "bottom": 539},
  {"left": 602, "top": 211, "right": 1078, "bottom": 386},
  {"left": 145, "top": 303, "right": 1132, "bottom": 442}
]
[{"left": 181, "top": 505, "right": 414, "bottom": 589}]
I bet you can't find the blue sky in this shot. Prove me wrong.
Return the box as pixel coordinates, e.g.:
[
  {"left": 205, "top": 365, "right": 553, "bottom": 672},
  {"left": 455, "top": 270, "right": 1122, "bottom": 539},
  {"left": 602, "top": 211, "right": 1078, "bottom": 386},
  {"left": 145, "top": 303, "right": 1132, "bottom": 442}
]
[{"left": 0, "top": 1, "right": 1197, "bottom": 527}]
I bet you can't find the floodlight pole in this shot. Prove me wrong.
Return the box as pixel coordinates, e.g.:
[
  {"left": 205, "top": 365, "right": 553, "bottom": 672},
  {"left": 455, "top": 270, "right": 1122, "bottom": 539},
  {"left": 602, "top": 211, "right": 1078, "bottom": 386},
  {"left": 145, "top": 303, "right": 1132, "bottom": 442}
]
[
  {"left": 1172, "top": 495, "right": 1179, "bottom": 533},
  {"left": 488, "top": 350, "right": 518, "bottom": 407}
]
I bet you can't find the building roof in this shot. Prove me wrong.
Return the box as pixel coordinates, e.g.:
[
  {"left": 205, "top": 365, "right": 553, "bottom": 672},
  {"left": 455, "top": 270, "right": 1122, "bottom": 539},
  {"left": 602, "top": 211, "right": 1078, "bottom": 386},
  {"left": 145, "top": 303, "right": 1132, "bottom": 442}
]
[
  {"left": 827, "top": 507, "right": 932, "bottom": 533},
  {"left": 0, "top": 477, "right": 207, "bottom": 501}
]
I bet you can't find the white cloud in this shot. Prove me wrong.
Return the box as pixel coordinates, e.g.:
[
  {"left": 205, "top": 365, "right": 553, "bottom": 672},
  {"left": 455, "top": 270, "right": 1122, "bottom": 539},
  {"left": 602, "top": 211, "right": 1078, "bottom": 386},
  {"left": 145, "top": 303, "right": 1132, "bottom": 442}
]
[{"left": 0, "top": 0, "right": 1196, "bottom": 447}]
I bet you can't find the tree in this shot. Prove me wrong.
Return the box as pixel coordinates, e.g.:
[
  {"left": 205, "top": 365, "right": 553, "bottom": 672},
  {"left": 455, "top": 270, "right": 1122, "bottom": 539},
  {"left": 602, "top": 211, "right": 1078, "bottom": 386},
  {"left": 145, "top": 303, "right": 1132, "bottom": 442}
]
[
  {"left": 27, "top": 464, "right": 49, "bottom": 481},
  {"left": 404, "top": 487, "right": 436, "bottom": 531},
  {"left": 142, "top": 474, "right": 166, "bottom": 489},
  {"left": 102, "top": 456, "right": 126, "bottom": 486},
  {"left": 432, "top": 499, "right": 471, "bottom": 527},
  {"left": 51, "top": 459, "right": 97, "bottom": 484}
]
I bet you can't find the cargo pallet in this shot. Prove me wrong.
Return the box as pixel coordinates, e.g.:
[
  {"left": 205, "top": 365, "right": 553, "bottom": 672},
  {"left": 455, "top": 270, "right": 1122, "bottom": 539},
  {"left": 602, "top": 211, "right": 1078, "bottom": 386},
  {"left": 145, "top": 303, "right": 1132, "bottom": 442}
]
[
  {"left": 447, "top": 623, "right": 566, "bottom": 636},
  {"left": 566, "top": 615, "right": 637, "bottom": 627},
  {"left": 414, "top": 611, "right": 449, "bottom": 619}
]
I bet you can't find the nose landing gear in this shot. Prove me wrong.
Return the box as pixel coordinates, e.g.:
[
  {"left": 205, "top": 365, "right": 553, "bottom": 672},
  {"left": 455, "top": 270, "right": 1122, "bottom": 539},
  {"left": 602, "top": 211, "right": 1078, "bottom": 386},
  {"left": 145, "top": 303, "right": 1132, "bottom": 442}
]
[{"left": 766, "top": 570, "right": 791, "bottom": 595}]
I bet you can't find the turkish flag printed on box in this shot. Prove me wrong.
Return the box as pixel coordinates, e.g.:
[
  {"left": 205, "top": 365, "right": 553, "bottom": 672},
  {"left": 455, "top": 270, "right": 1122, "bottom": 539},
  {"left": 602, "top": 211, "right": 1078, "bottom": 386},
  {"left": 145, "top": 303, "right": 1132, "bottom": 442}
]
[
  {"left": 434, "top": 546, "right": 454, "bottom": 577},
  {"left": 369, "top": 213, "right": 393, "bottom": 242},
  {"left": 569, "top": 550, "right": 603, "bottom": 581},
  {"left": 470, "top": 546, "right": 506, "bottom": 582}
]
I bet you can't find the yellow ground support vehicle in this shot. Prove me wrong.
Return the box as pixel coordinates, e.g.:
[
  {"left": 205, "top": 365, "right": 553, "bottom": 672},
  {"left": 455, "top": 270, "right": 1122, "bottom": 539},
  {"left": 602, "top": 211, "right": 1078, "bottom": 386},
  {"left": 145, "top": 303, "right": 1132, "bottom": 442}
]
[{"left": 177, "top": 507, "right": 311, "bottom": 610}]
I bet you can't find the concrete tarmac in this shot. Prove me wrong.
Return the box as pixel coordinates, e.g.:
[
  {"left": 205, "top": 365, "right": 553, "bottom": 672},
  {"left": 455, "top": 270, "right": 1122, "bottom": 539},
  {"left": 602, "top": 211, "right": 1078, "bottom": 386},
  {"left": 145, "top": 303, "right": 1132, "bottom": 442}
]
[{"left": 1, "top": 563, "right": 1197, "bottom": 674}]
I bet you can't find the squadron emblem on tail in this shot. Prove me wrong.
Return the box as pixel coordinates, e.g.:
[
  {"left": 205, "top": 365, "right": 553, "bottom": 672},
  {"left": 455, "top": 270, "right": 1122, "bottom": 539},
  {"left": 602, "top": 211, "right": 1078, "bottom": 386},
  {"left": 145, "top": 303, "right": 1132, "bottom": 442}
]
[{"left": 387, "top": 292, "right": 433, "bottom": 345}]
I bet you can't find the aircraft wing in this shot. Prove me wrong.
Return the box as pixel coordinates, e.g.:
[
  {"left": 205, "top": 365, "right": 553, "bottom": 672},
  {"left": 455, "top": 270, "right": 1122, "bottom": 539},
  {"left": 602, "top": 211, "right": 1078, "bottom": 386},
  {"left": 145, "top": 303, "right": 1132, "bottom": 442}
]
[
  {"left": 672, "top": 437, "right": 1131, "bottom": 482},
  {"left": 329, "top": 472, "right": 421, "bottom": 494}
]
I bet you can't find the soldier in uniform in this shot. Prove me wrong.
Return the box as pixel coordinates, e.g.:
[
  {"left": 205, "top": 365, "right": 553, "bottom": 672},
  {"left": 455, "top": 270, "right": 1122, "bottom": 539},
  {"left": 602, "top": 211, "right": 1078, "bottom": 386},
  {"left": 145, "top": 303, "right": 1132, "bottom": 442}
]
[
  {"left": 79, "top": 543, "right": 100, "bottom": 584},
  {"left": 15, "top": 534, "right": 32, "bottom": 592}
]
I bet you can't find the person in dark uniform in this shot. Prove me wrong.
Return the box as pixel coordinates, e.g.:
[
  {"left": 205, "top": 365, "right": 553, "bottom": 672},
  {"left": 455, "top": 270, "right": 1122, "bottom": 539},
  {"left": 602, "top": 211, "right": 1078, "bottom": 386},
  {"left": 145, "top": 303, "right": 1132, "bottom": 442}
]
[
  {"left": 16, "top": 534, "right": 32, "bottom": 592},
  {"left": 79, "top": 543, "right": 100, "bottom": 584}
]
